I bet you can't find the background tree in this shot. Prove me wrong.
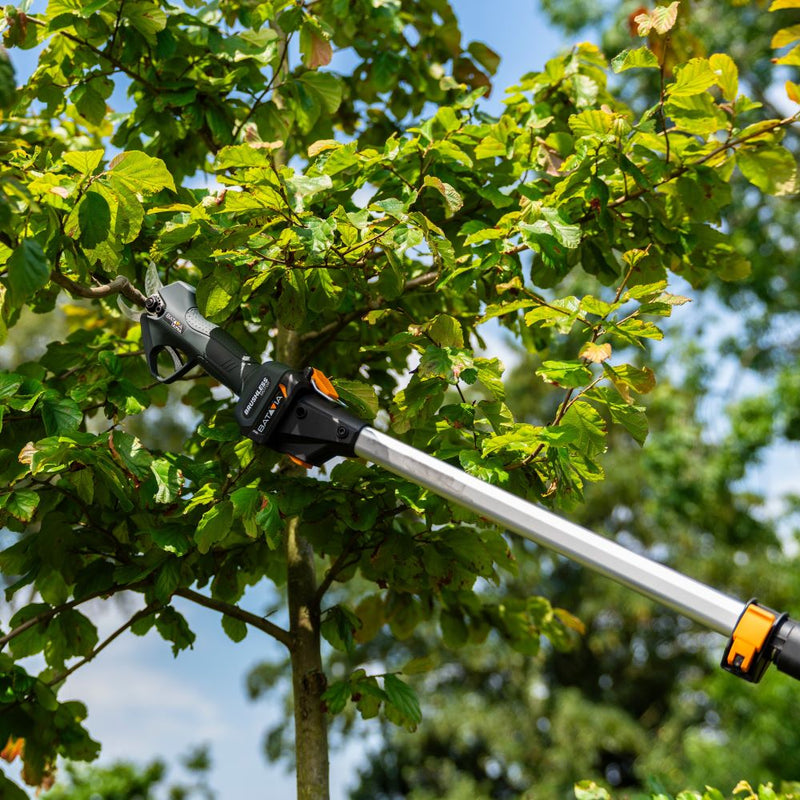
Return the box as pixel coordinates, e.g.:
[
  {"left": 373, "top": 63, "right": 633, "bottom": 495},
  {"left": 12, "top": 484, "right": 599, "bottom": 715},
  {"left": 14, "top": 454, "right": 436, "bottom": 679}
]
[
  {"left": 1, "top": 1, "right": 799, "bottom": 799},
  {"left": 341, "top": 2, "right": 800, "bottom": 796}
]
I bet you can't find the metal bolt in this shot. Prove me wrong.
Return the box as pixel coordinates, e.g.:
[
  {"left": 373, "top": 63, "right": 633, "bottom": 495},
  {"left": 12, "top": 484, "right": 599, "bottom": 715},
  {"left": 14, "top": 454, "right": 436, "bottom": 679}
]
[
  {"left": 336, "top": 425, "right": 348, "bottom": 439},
  {"left": 296, "top": 407, "right": 307, "bottom": 419}
]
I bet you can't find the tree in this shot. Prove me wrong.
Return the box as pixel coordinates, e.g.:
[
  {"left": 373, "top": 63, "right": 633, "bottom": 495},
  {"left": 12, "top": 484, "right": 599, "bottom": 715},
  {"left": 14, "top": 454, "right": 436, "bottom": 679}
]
[
  {"left": 346, "top": 343, "right": 800, "bottom": 797},
  {"left": 36, "top": 746, "right": 215, "bottom": 800},
  {"left": 343, "top": 3, "right": 800, "bottom": 796},
  {"left": 1, "top": 1, "right": 798, "bottom": 799}
]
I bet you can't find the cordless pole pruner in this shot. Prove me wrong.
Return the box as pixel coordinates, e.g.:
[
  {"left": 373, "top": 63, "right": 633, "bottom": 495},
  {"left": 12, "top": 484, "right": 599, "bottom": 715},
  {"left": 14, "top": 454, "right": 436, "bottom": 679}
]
[
  {"left": 138, "top": 280, "right": 800, "bottom": 685},
  {"left": 139, "top": 281, "right": 367, "bottom": 467}
]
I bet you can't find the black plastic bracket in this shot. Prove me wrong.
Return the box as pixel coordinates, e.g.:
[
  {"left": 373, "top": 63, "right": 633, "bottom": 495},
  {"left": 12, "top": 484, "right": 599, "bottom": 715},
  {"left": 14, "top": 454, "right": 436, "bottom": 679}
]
[{"left": 234, "top": 361, "right": 368, "bottom": 467}]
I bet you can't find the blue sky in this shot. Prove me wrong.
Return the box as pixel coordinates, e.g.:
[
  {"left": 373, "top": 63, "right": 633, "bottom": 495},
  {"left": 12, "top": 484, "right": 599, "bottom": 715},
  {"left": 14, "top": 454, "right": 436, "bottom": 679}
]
[{"left": 1, "top": 2, "right": 580, "bottom": 798}]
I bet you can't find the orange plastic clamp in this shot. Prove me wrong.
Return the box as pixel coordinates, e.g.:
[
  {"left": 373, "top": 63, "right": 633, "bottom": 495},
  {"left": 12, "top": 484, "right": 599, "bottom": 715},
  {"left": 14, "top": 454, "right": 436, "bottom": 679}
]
[
  {"left": 311, "top": 368, "right": 339, "bottom": 400},
  {"left": 726, "top": 603, "right": 776, "bottom": 671}
]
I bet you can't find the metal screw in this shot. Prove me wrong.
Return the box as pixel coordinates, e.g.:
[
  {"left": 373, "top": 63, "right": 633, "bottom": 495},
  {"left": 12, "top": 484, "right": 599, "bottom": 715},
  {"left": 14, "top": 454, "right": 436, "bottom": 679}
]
[
  {"left": 296, "top": 407, "right": 307, "bottom": 419},
  {"left": 336, "top": 425, "right": 348, "bottom": 439}
]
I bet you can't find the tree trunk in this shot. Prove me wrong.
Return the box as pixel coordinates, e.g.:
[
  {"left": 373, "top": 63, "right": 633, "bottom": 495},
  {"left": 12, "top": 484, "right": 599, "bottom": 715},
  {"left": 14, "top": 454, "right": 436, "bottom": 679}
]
[{"left": 279, "top": 327, "right": 330, "bottom": 800}]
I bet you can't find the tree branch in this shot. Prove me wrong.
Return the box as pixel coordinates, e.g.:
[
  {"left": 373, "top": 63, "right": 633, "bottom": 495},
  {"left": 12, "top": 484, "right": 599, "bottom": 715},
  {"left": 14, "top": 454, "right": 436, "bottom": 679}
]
[
  {"left": 47, "top": 603, "right": 159, "bottom": 688},
  {"left": 314, "top": 534, "right": 361, "bottom": 606},
  {"left": 0, "top": 586, "right": 139, "bottom": 650},
  {"left": 50, "top": 270, "right": 147, "bottom": 307},
  {"left": 174, "top": 587, "right": 293, "bottom": 649},
  {"left": 503, "top": 113, "right": 800, "bottom": 258}
]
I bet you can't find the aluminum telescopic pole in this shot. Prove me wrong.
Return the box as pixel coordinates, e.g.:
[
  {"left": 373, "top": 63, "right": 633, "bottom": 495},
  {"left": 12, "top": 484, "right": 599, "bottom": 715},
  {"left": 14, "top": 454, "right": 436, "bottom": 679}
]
[
  {"left": 353, "top": 427, "right": 800, "bottom": 683},
  {"left": 354, "top": 427, "right": 742, "bottom": 635}
]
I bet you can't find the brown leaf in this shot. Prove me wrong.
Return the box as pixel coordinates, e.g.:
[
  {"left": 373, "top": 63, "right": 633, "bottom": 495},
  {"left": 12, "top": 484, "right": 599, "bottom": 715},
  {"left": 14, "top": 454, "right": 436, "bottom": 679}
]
[
  {"left": 308, "top": 31, "right": 332, "bottom": 69},
  {"left": 580, "top": 342, "right": 612, "bottom": 363},
  {"left": 18, "top": 442, "right": 35, "bottom": 465}
]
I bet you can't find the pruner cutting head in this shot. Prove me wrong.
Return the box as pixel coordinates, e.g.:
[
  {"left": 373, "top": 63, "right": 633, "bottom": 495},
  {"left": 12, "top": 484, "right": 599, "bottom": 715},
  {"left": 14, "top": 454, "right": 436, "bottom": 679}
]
[
  {"left": 137, "top": 274, "right": 256, "bottom": 395},
  {"left": 117, "top": 261, "right": 163, "bottom": 321}
]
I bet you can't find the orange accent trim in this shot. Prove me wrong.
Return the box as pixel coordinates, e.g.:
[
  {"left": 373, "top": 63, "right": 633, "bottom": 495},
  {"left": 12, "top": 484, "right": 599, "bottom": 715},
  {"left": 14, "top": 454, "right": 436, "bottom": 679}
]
[
  {"left": 727, "top": 604, "right": 776, "bottom": 671},
  {"left": 289, "top": 455, "right": 312, "bottom": 469},
  {"left": 279, "top": 383, "right": 288, "bottom": 398},
  {"left": 311, "top": 368, "right": 338, "bottom": 400}
]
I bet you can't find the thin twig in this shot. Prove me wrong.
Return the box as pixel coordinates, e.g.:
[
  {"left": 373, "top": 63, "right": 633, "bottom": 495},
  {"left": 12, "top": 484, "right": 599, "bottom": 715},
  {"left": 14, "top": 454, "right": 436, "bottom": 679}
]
[{"left": 47, "top": 603, "right": 159, "bottom": 687}]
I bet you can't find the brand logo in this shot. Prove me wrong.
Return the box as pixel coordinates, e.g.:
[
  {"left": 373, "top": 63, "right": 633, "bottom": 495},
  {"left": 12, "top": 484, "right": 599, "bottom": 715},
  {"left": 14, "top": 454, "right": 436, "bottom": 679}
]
[
  {"left": 165, "top": 312, "right": 184, "bottom": 334},
  {"left": 243, "top": 377, "right": 271, "bottom": 417},
  {"left": 255, "top": 392, "right": 284, "bottom": 434}
]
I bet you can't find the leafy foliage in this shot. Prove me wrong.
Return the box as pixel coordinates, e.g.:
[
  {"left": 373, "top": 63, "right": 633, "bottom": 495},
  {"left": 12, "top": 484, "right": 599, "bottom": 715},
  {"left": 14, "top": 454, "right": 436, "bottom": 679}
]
[{"left": 0, "top": 0, "right": 798, "bottom": 797}]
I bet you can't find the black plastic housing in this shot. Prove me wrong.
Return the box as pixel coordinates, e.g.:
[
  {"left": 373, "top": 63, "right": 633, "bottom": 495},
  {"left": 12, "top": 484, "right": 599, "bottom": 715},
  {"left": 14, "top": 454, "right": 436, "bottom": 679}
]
[
  {"left": 234, "top": 363, "right": 368, "bottom": 465},
  {"left": 140, "top": 282, "right": 256, "bottom": 394},
  {"left": 270, "top": 391, "right": 367, "bottom": 466}
]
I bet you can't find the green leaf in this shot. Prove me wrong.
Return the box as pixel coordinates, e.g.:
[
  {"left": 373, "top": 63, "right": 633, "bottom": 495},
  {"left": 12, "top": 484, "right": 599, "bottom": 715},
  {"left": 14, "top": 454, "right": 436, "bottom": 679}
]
[
  {"left": 611, "top": 47, "right": 659, "bottom": 73},
  {"left": 221, "top": 614, "right": 248, "bottom": 642},
  {"left": 372, "top": 50, "right": 402, "bottom": 92},
  {"left": 603, "top": 363, "right": 656, "bottom": 402},
  {"left": 41, "top": 392, "right": 82, "bottom": 435},
  {"left": 402, "top": 655, "right": 438, "bottom": 675},
  {"left": 664, "top": 92, "right": 727, "bottom": 135},
  {"left": 736, "top": 145, "right": 797, "bottom": 196},
  {"left": 0, "top": 50, "right": 15, "bottom": 110},
  {"left": 53, "top": 608, "right": 99, "bottom": 659},
  {"left": 0, "top": 772, "right": 30, "bottom": 800},
  {"left": 77, "top": 189, "right": 111, "bottom": 248},
  {"left": 332, "top": 379, "right": 379, "bottom": 421},
  {"left": 4, "top": 490, "right": 39, "bottom": 522},
  {"left": 110, "top": 431, "right": 151, "bottom": 478},
  {"left": 255, "top": 496, "right": 282, "bottom": 548},
  {"left": 427, "top": 314, "right": 464, "bottom": 348},
  {"left": 440, "top": 607, "right": 469, "bottom": 647},
  {"left": 709, "top": 53, "right": 738, "bottom": 101},
  {"left": 63, "top": 149, "right": 104, "bottom": 175},
  {"left": 107, "top": 150, "right": 176, "bottom": 194},
  {"left": 467, "top": 41, "right": 501, "bottom": 75},
  {"left": 537, "top": 360, "right": 593, "bottom": 388},
  {"left": 561, "top": 401, "right": 607, "bottom": 456},
  {"left": 126, "top": 0, "right": 167, "bottom": 44},
  {"left": 459, "top": 450, "right": 509, "bottom": 484},
  {"left": 8, "top": 604, "right": 50, "bottom": 658},
  {"left": 322, "top": 680, "right": 350, "bottom": 714},
  {"left": 155, "top": 606, "right": 196, "bottom": 655},
  {"left": 297, "top": 71, "right": 342, "bottom": 115},
  {"left": 520, "top": 207, "right": 581, "bottom": 249},
  {"left": 195, "top": 500, "right": 234, "bottom": 554},
  {"left": 277, "top": 270, "right": 306, "bottom": 329},
  {"left": 667, "top": 58, "right": 717, "bottom": 97},
  {"left": 422, "top": 175, "right": 463, "bottom": 217},
  {"left": 151, "top": 458, "right": 181, "bottom": 503},
  {"left": 154, "top": 558, "right": 183, "bottom": 602},
  {"left": 574, "top": 781, "right": 612, "bottom": 800},
  {"left": 72, "top": 84, "right": 106, "bottom": 125},
  {"left": 383, "top": 674, "right": 422, "bottom": 726},
  {"left": 150, "top": 527, "right": 191, "bottom": 556},
  {"left": 569, "top": 109, "right": 614, "bottom": 139},
  {"left": 7, "top": 240, "right": 49, "bottom": 302},
  {"left": 418, "top": 346, "right": 474, "bottom": 383}
]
